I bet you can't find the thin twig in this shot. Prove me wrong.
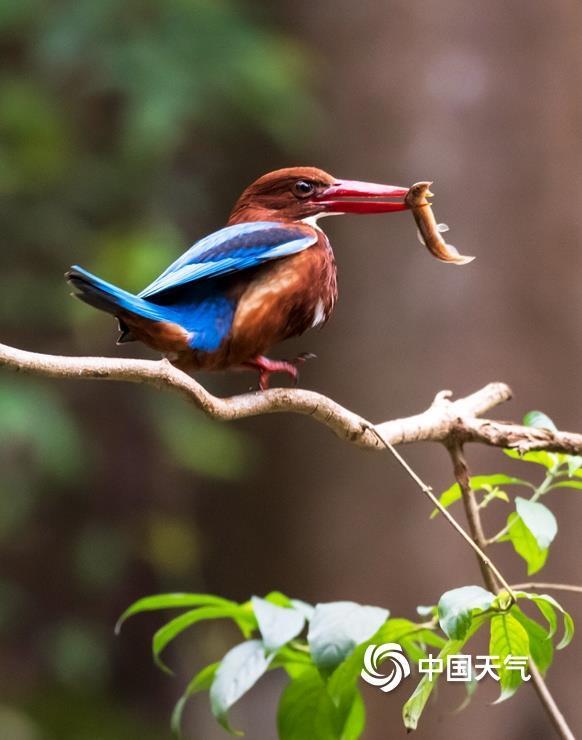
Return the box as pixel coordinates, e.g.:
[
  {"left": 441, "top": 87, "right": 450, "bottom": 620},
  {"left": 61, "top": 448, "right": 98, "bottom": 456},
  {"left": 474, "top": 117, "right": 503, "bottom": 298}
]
[
  {"left": 368, "top": 427, "right": 514, "bottom": 600},
  {"left": 529, "top": 661, "right": 576, "bottom": 740},
  {"left": 511, "top": 583, "right": 582, "bottom": 595}
]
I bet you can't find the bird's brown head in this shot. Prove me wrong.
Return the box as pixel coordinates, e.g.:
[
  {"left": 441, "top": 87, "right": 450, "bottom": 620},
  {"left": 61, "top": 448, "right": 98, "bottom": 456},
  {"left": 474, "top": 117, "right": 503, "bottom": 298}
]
[{"left": 228, "top": 166, "right": 410, "bottom": 224}]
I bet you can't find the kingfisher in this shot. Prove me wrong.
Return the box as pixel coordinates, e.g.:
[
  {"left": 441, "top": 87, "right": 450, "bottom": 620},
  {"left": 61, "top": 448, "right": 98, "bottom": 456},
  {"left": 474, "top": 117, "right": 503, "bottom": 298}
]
[{"left": 67, "top": 167, "right": 410, "bottom": 389}]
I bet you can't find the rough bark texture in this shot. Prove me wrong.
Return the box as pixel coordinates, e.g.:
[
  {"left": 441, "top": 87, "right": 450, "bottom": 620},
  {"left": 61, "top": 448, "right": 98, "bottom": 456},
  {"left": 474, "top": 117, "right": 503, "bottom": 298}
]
[{"left": 3, "top": 343, "right": 582, "bottom": 458}]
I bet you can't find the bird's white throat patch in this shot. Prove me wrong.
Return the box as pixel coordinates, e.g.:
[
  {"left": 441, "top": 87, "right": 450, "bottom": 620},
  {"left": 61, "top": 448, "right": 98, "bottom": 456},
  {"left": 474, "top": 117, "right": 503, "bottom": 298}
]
[{"left": 301, "top": 212, "right": 341, "bottom": 231}]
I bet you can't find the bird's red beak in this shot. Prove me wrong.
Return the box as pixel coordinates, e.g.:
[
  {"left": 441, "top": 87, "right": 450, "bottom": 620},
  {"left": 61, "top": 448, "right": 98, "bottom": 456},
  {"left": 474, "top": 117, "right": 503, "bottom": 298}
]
[{"left": 314, "top": 179, "right": 410, "bottom": 214}]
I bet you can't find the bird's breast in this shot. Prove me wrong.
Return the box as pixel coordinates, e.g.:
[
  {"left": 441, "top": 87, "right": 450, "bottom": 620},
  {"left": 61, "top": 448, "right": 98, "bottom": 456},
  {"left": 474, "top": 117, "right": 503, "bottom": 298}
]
[{"left": 227, "top": 232, "right": 337, "bottom": 363}]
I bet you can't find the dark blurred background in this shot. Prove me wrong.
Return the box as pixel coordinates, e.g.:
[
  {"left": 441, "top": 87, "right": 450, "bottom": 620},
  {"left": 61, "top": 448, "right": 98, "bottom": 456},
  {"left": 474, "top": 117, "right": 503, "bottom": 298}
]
[{"left": 1, "top": 1, "right": 581, "bottom": 738}]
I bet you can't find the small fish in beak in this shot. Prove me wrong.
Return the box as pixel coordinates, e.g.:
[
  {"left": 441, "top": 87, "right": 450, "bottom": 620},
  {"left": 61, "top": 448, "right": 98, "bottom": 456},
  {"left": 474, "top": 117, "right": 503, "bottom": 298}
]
[{"left": 405, "top": 182, "right": 474, "bottom": 265}]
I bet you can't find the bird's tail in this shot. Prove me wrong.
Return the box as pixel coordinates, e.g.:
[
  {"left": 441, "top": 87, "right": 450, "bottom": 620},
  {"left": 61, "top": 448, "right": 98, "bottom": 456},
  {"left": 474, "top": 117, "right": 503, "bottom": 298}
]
[{"left": 66, "top": 266, "right": 167, "bottom": 323}]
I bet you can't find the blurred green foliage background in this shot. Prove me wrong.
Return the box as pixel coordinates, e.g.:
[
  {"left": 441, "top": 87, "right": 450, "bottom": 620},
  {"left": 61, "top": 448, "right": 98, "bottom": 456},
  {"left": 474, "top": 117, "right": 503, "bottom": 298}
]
[{"left": 0, "top": 1, "right": 313, "bottom": 737}]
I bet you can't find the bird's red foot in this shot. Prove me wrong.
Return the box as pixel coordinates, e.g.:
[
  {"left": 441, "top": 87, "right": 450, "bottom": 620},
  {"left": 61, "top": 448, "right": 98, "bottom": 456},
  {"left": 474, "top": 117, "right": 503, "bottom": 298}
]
[{"left": 243, "top": 353, "right": 316, "bottom": 390}]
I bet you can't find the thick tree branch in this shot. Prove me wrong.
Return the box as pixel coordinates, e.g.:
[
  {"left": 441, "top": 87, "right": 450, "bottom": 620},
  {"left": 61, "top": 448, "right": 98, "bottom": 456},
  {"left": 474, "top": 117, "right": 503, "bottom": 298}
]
[{"left": 2, "top": 342, "right": 582, "bottom": 456}]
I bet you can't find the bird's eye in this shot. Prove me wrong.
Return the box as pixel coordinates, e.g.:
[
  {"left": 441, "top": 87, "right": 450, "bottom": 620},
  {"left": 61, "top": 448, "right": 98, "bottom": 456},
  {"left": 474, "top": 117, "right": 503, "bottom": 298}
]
[{"left": 292, "top": 180, "right": 316, "bottom": 198}]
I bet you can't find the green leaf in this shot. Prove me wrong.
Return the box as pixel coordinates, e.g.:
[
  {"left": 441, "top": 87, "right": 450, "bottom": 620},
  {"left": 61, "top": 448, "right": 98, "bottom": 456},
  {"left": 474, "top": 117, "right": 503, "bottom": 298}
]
[
  {"left": 503, "top": 513, "right": 548, "bottom": 575},
  {"left": 489, "top": 613, "right": 530, "bottom": 702},
  {"left": 251, "top": 596, "right": 305, "bottom": 652},
  {"left": 400, "top": 628, "right": 444, "bottom": 661},
  {"left": 548, "top": 480, "right": 582, "bottom": 491},
  {"left": 402, "top": 663, "right": 439, "bottom": 730},
  {"left": 340, "top": 690, "right": 366, "bottom": 740},
  {"left": 492, "top": 590, "right": 513, "bottom": 612},
  {"left": 522, "top": 593, "right": 575, "bottom": 649},
  {"left": 281, "top": 661, "right": 313, "bottom": 680},
  {"left": 326, "top": 663, "right": 365, "bottom": 739},
  {"left": 326, "top": 617, "right": 444, "bottom": 725},
  {"left": 277, "top": 667, "right": 336, "bottom": 740},
  {"left": 272, "top": 645, "right": 313, "bottom": 672},
  {"left": 472, "top": 475, "right": 531, "bottom": 488},
  {"left": 402, "top": 615, "right": 486, "bottom": 731},
  {"left": 479, "top": 487, "right": 510, "bottom": 509},
  {"left": 307, "top": 602, "right": 388, "bottom": 671},
  {"left": 291, "top": 599, "right": 315, "bottom": 622},
  {"left": 277, "top": 663, "right": 366, "bottom": 740},
  {"left": 438, "top": 586, "right": 495, "bottom": 640},
  {"left": 377, "top": 618, "right": 446, "bottom": 647},
  {"left": 523, "top": 411, "right": 557, "bottom": 431},
  {"left": 416, "top": 605, "right": 436, "bottom": 619},
  {"left": 514, "top": 592, "right": 557, "bottom": 639},
  {"left": 281, "top": 670, "right": 332, "bottom": 737},
  {"left": 153, "top": 605, "right": 251, "bottom": 673},
  {"left": 401, "top": 629, "right": 446, "bottom": 662},
  {"left": 210, "top": 640, "right": 274, "bottom": 735},
  {"left": 511, "top": 608, "right": 553, "bottom": 673},
  {"left": 515, "top": 498, "right": 557, "bottom": 549},
  {"left": 171, "top": 662, "right": 220, "bottom": 735},
  {"left": 504, "top": 448, "right": 560, "bottom": 470},
  {"left": 431, "top": 475, "right": 528, "bottom": 518},
  {"left": 326, "top": 654, "right": 363, "bottom": 725},
  {"left": 557, "top": 611, "right": 575, "bottom": 650},
  {"left": 265, "top": 591, "right": 293, "bottom": 607},
  {"left": 567, "top": 456, "right": 582, "bottom": 476},
  {"left": 115, "top": 593, "right": 235, "bottom": 634},
  {"left": 431, "top": 482, "right": 461, "bottom": 517},
  {"left": 456, "top": 678, "right": 479, "bottom": 713}
]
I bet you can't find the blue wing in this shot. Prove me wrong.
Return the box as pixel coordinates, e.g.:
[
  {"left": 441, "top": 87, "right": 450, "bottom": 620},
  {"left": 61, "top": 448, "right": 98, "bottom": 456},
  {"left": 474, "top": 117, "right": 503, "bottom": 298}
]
[
  {"left": 138, "top": 221, "right": 317, "bottom": 299},
  {"left": 68, "top": 221, "right": 316, "bottom": 355},
  {"left": 68, "top": 264, "right": 236, "bottom": 352}
]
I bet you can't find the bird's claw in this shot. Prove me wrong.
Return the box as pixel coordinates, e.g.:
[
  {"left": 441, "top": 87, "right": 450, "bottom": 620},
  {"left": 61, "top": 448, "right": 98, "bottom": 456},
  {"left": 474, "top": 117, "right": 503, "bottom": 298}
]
[
  {"left": 290, "top": 352, "right": 317, "bottom": 386},
  {"left": 244, "top": 352, "right": 317, "bottom": 390},
  {"left": 295, "top": 352, "right": 317, "bottom": 363}
]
